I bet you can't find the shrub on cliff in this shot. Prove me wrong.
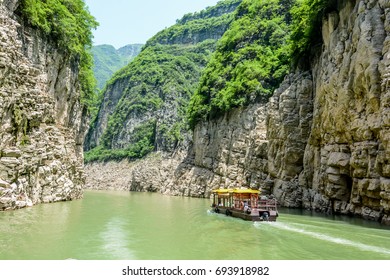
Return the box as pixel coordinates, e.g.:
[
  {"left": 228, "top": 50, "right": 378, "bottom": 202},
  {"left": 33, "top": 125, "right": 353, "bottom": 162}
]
[
  {"left": 187, "top": 0, "right": 293, "bottom": 128},
  {"left": 187, "top": 0, "right": 340, "bottom": 128},
  {"left": 289, "top": 0, "right": 337, "bottom": 60}
]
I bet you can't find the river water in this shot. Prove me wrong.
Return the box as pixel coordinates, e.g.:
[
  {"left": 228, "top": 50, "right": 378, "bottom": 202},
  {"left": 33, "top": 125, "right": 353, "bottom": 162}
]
[{"left": 0, "top": 190, "right": 389, "bottom": 260}]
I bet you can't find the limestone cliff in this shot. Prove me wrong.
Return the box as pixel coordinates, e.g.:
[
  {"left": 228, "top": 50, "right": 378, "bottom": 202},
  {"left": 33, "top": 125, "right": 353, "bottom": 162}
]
[
  {"left": 0, "top": 1, "right": 87, "bottom": 210},
  {"left": 272, "top": 0, "right": 390, "bottom": 224}
]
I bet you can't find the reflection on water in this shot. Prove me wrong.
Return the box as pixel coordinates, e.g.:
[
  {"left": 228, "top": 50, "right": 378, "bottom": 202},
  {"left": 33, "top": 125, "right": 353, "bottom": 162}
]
[
  {"left": 0, "top": 190, "right": 389, "bottom": 260},
  {"left": 100, "top": 218, "right": 137, "bottom": 259}
]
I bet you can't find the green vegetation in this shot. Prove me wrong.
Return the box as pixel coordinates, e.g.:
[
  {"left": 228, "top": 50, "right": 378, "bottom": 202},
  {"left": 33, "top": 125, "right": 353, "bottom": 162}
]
[
  {"left": 289, "top": 0, "right": 337, "bottom": 59},
  {"left": 187, "top": 0, "right": 338, "bottom": 128},
  {"left": 85, "top": 0, "right": 337, "bottom": 163},
  {"left": 92, "top": 44, "right": 143, "bottom": 89},
  {"left": 177, "top": 0, "right": 241, "bottom": 24},
  {"left": 187, "top": 0, "right": 293, "bottom": 128},
  {"left": 84, "top": 40, "right": 216, "bottom": 162},
  {"left": 147, "top": 13, "right": 234, "bottom": 45},
  {"left": 17, "top": 0, "right": 98, "bottom": 114},
  {"left": 147, "top": 0, "right": 241, "bottom": 46},
  {"left": 84, "top": 120, "right": 156, "bottom": 163},
  {"left": 97, "top": 40, "right": 219, "bottom": 150},
  {"left": 85, "top": 0, "right": 240, "bottom": 163}
]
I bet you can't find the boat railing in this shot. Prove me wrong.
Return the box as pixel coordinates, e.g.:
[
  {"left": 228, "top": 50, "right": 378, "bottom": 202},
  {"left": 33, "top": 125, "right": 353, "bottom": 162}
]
[{"left": 257, "top": 198, "right": 277, "bottom": 211}]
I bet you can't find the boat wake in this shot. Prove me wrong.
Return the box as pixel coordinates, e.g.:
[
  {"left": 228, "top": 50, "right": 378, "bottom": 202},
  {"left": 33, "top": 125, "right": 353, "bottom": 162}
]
[{"left": 255, "top": 222, "right": 390, "bottom": 256}]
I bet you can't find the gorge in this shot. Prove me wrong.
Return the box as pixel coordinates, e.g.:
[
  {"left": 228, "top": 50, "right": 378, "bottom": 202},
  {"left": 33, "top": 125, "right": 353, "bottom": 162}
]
[
  {"left": 1, "top": 0, "right": 390, "bottom": 227},
  {"left": 85, "top": 0, "right": 390, "bottom": 225}
]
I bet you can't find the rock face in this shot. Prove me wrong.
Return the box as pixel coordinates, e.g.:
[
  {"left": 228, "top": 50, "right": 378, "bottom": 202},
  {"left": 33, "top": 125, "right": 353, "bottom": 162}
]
[
  {"left": 268, "top": 0, "right": 390, "bottom": 224},
  {"left": 267, "top": 72, "right": 314, "bottom": 208},
  {"left": 317, "top": 0, "right": 390, "bottom": 223},
  {"left": 163, "top": 103, "right": 269, "bottom": 197},
  {"left": 0, "top": 1, "right": 86, "bottom": 210}
]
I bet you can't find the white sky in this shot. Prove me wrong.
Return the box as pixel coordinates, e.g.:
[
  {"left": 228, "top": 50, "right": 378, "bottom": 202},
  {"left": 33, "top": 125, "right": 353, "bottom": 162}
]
[{"left": 84, "top": 0, "right": 221, "bottom": 48}]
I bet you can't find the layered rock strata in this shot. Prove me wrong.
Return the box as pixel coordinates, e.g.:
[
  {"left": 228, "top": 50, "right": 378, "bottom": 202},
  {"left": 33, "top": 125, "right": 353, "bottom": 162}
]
[
  {"left": 0, "top": 1, "right": 86, "bottom": 210},
  {"left": 163, "top": 103, "right": 269, "bottom": 197},
  {"left": 269, "top": 0, "right": 390, "bottom": 224},
  {"left": 85, "top": 152, "right": 185, "bottom": 193}
]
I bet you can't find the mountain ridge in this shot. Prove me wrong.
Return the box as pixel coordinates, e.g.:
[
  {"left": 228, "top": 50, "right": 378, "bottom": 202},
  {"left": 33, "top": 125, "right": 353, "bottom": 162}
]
[{"left": 92, "top": 43, "right": 143, "bottom": 89}]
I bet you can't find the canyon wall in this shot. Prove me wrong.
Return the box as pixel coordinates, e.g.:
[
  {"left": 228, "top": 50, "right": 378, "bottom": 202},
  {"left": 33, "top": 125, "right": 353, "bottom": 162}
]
[
  {"left": 184, "top": 0, "right": 390, "bottom": 224},
  {"left": 85, "top": 0, "right": 390, "bottom": 224},
  {"left": 177, "top": 0, "right": 390, "bottom": 224},
  {"left": 307, "top": 0, "right": 390, "bottom": 223},
  {"left": 0, "top": 0, "right": 87, "bottom": 210}
]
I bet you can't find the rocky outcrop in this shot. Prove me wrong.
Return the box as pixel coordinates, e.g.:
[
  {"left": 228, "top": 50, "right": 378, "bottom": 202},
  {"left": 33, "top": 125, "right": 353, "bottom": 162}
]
[
  {"left": 0, "top": 1, "right": 87, "bottom": 210},
  {"left": 85, "top": 152, "right": 185, "bottom": 193},
  {"left": 311, "top": 0, "right": 390, "bottom": 223},
  {"left": 84, "top": 76, "right": 128, "bottom": 150},
  {"left": 267, "top": 72, "right": 314, "bottom": 208},
  {"left": 163, "top": 103, "right": 269, "bottom": 197}
]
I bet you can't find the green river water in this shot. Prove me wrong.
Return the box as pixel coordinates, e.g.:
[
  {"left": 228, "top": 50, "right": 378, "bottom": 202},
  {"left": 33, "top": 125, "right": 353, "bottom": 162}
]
[{"left": 0, "top": 190, "right": 389, "bottom": 260}]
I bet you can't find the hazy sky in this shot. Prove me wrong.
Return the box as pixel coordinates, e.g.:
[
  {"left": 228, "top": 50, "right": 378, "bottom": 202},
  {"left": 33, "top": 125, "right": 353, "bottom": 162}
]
[{"left": 84, "top": 0, "right": 221, "bottom": 48}]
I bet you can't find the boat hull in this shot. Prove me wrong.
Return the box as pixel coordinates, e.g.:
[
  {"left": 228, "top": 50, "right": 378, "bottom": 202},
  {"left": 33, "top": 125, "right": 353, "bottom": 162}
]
[{"left": 212, "top": 207, "right": 277, "bottom": 222}]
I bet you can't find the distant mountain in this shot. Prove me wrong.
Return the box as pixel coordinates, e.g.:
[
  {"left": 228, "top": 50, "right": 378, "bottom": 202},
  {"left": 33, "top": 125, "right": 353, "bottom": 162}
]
[{"left": 92, "top": 44, "right": 143, "bottom": 89}]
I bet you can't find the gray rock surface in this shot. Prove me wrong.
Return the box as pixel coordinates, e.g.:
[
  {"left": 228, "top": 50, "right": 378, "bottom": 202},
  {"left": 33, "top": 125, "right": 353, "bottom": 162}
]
[{"left": 0, "top": 1, "right": 87, "bottom": 210}]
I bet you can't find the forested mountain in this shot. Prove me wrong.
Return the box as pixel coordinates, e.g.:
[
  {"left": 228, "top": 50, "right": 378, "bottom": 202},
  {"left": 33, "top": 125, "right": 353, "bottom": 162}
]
[
  {"left": 84, "top": 0, "right": 242, "bottom": 161},
  {"left": 92, "top": 44, "right": 143, "bottom": 89}
]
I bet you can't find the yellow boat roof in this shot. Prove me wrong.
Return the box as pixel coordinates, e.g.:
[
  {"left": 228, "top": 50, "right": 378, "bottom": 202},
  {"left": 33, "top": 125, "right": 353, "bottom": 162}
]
[{"left": 212, "top": 188, "right": 260, "bottom": 194}]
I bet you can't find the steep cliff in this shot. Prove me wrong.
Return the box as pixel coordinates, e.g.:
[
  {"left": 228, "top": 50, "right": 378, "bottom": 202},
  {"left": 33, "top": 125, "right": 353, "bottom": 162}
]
[
  {"left": 0, "top": 0, "right": 95, "bottom": 210},
  {"left": 84, "top": 0, "right": 242, "bottom": 158}
]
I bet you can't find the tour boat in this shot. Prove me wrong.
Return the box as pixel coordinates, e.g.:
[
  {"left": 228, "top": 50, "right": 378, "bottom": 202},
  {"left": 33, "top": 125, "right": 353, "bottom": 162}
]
[{"left": 210, "top": 188, "right": 278, "bottom": 222}]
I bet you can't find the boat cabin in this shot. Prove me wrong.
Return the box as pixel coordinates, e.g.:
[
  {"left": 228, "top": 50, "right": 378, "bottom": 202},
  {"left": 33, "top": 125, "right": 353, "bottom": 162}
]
[{"left": 211, "top": 188, "right": 278, "bottom": 222}]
